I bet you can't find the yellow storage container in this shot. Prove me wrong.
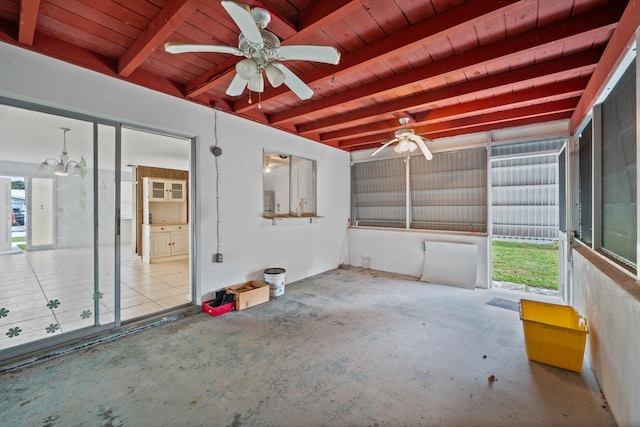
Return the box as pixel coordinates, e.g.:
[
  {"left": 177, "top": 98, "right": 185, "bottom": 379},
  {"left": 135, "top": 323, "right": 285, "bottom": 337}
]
[{"left": 519, "top": 299, "right": 589, "bottom": 373}]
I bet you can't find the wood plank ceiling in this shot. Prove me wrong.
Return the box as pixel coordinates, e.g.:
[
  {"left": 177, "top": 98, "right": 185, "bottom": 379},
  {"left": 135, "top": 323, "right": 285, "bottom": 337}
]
[{"left": 0, "top": 0, "right": 631, "bottom": 152}]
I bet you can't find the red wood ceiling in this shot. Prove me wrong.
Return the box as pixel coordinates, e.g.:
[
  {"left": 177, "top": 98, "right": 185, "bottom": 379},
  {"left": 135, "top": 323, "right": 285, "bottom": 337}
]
[{"left": 0, "top": 0, "right": 634, "bottom": 151}]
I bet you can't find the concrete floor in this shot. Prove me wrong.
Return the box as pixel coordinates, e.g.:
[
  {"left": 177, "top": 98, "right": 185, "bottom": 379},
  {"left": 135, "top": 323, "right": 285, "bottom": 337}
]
[{"left": 0, "top": 268, "right": 615, "bottom": 426}]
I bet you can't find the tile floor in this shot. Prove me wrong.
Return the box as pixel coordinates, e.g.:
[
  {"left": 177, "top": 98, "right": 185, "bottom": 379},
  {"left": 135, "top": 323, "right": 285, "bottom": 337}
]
[{"left": 0, "top": 244, "right": 190, "bottom": 351}]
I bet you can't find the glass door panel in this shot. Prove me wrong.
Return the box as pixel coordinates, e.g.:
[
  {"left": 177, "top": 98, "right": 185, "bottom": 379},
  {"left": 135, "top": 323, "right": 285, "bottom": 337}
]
[{"left": 0, "top": 105, "right": 112, "bottom": 357}]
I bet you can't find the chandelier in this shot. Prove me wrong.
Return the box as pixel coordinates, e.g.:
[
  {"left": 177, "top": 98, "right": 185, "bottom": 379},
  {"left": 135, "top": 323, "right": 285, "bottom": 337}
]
[{"left": 38, "top": 127, "right": 85, "bottom": 176}]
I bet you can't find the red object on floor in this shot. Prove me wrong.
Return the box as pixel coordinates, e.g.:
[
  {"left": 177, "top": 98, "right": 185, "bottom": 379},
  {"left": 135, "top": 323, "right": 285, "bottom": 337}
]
[{"left": 202, "top": 300, "right": 235, "bottom": 317}]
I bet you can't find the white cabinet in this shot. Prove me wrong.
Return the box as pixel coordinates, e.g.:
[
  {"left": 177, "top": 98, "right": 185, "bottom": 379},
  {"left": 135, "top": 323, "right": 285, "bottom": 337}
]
[
  {"left": 141, "top": 177, "right": 188, "bottom": 263},
  {"left": 142, "top": 178, "right": 188, "bottom": 225},
  {"left": 142, "top": 224, "right": 189, "bottom": 263},
  {"left": 147, "top": 179, "right": 186, "bottom": 202}
]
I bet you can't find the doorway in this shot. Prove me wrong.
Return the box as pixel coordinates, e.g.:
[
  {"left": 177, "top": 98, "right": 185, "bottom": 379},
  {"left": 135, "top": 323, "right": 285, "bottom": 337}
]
[
  {"left": 490, "top": 139, "right": 564, "bottom": 293},
  {"left": 0, "top": 102, "right": 193, "bottom": 360}
]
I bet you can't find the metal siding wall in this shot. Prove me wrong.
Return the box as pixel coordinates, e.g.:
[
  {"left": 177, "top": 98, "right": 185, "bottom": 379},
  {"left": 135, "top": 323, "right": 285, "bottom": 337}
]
[{"left": 492, "top": 153, "right": 559, "bottom": 240}]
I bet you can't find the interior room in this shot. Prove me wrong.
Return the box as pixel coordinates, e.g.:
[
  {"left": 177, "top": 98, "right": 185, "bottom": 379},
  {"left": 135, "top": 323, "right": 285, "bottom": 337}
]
[{"left": 0, "top": 1, "right": 638, "bottom": 426}]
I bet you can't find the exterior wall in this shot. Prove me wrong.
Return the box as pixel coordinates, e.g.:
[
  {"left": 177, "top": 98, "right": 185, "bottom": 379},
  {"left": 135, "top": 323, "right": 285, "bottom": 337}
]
[
  {"left": 570, "top": 246, "right": 640, "bottom": 426},
  {"left": 0, "top": 42, "right": 351, "bottom": 301},
  {"left": 348, "top": 227, "right": 489, "bottom": 288}
]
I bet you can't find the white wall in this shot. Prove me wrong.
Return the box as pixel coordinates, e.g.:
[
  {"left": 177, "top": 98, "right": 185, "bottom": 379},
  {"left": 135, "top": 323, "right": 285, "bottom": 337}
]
[
  {"left": 569, "top": 247, "right": 640, "bottom": 426},
  {"left": 0, "top": 42, "right": 351, "bottom": 300},
  {"left": 348, "top": 228, "right": 489, "bottom": 288}
]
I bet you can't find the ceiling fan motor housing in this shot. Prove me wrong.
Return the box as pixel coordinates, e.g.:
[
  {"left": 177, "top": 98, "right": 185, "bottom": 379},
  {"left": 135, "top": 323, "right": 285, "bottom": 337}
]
[
  {"left": 395, "top": 128, "right": 415, "bottom": 138},
  {"left": 238, "top": 30, "right": 280, "bottom": 65}
]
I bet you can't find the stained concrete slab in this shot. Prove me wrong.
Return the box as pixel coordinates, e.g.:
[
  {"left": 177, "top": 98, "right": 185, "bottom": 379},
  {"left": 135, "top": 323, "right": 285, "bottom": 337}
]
[{"left": 1, "top": 268, "right": 615, "bottom": 426}]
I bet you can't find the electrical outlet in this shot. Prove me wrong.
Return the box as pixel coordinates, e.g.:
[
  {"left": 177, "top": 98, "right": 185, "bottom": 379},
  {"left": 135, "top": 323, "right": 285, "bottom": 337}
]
[{"left": 213, "top": 253, "right": 223, "bottom": 263}]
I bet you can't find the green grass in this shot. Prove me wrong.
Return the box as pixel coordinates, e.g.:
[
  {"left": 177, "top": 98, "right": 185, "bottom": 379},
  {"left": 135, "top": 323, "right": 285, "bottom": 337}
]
[
  {"left": 492, "top": 240, "right": 559, "bottom": 289},
  {"left": 11, "top": 236, "right": 26, "bottom": 251}
]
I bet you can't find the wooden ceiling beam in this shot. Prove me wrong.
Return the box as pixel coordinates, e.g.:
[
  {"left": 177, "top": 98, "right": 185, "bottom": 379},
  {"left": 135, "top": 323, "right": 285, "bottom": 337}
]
[
  {"left": 233, "top": 0, "right": 525, "bottom": 112},
  {"left": 118, "top": 0, "right": 201, "bottom": 77},
  {"left": 18, "top": 0, "right": 41, "bottom": 46},
  {"left": 339, "top": 99, "right": 578, "bottom": 149},
  {"left": 186, "top": 0, "right": 359, "bottom": 98},
  {"left": 297, "top": 47, "right": 603, "bottom": 135},
  {"left": 320, "top": 76, "right": 589, "bottom": 142},
  {"left": 270, "top": 4, "right": 622, "bottom": 126},
  {"left": 571, "top": 0, "right": 640, "bottom": 133}
]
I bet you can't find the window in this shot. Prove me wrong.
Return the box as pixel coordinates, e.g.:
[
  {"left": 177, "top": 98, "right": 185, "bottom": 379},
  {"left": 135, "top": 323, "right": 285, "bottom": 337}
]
[
  {"left": 351, "top": 157, "right": 406, "bottom": 228},
  {"left": 410, "top": 149, "right": 487, "bottom": 232},
  {"left": 263, "top": 151, "right": 317, "bottom": 217},
  {"left": 352, "top": 148, "right": 487, "bottom": 232},
  {"left": 600, "top": 58, "right": 636, "bottom": 267}
]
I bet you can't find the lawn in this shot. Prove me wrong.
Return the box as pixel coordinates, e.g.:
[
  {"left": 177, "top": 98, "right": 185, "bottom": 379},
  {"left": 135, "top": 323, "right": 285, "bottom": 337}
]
[
  {"left": 492, "top": 240, "right": 559, "bottom": 289},
  {"left": 12, "top": 236, "right": 26, "bottom": 251}
]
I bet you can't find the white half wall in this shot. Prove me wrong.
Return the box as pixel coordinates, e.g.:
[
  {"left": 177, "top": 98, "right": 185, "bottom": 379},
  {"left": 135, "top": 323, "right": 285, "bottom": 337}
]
[
  {"left": 570, "top": 246, "right": 640, "bottom": 427},
  {"left": 348, "top": 228, "right": 489, "bottom": 288},
  {"left": 0, "top": 42, "right": 351, "bottom": 300}
]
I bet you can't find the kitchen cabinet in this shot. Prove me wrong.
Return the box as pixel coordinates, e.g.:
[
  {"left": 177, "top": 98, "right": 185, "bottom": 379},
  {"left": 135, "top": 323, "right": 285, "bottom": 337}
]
[
  {"left": 142, "top": 224, "right": 189, "bottom": 263},
  {"left": 141, "top": 177, "right": 188, "bottom": 263},
  {"left": 147, "top": 178, "right": 186, "bottom": 202}
]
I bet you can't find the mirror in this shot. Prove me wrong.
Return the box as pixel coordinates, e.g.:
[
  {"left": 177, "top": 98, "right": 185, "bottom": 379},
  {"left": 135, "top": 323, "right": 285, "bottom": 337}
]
[{"left": 263, "top": 150, "right": 316, "bottom": 217}]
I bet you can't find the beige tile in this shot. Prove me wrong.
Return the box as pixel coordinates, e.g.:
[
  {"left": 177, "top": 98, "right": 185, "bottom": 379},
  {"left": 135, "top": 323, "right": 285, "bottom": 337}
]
[
  {"left": 155, "top": 294, "right": 192, "bottom": 309},
  {"left": 58, "top": 318, "right": 95, "bottom": 334},
  {"left": 0, "top": 284, "right": 44, "bottom": 298},
  {"left": 0, "top": 313, "right": 58, "bottom": 336},
  {"left": 0, "top": 305, "right": 55, "bottom": 325},
  {"left": 2, "top": 291, "right": 49, "bottom": 306},
  {"left": 121, "top": 294, "right": 153, "bottom": 309},
  {"left": 54, "top": 310, "right": 96, "bottom": 327},
  {"left": 121, "top": 302, "right": 164, "bottom": 321},
  {"left": 0, "top": 329, "right": 51, "bottom": 350},
  {"left": 50, "top": 297, "right": 96, "bottom": 314}
]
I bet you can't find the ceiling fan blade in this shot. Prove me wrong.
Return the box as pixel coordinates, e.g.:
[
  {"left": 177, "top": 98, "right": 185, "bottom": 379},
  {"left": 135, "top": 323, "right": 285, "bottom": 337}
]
[
  {"left": 410, "top": 135, "right": 433, "bottom": 160},
  {"left": 247, "top": 73, "right": 264, "bottom": 92},
  {"left": 371, "top": 139, "right": 398, "bottom": 157},
  {"left": 164, "top": 42, "right": 243, "bottom": 56},
  {"left": 272, "top": 63, "right": 313, "bottom": 100},
  {"left": 275, "top": 46, "right": 341, "bottom": 65},
  {"left": 226, "top": 72, "right": 249, "bottom": 96},
  {"left": 221, "top": 1, "right": 264, "bottom": 48}
]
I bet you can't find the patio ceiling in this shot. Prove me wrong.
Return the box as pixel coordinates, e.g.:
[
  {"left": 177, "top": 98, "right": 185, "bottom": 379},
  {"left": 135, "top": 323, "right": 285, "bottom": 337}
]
[{"left": 0, "top": 0, "right": 636, "bottom": 152}]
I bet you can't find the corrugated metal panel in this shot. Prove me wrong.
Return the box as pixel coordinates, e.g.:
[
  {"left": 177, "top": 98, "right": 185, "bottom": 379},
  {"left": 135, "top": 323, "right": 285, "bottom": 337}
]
[
  {"left": 411, "top": 148, "right": 487, "bottom": 232},
  {"left": 491, "top": 153, "right": 559, "bottom": 240},
  {"left": 352, "top": 158, "right": 406, "bottom": 228},
  {"left": 351, "top": 148, "right": 488, "bottom": 232},
  {"left": 491, "top": 138, "right": 565, "bottom": 156}
]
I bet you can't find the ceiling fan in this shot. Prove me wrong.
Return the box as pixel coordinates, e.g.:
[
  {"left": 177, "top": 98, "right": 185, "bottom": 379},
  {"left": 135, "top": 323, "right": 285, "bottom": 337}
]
[
  {"left": 164, "top": 1, "right": 341, "bottom": 102},
  {"left": 371, "top": 118, "right": 433, "bottom": 160}
]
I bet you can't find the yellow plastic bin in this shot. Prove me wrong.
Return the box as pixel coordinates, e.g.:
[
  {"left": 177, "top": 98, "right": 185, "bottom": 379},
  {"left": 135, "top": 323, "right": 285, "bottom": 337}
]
[{"left": 519, "top": 299, "right": 589, "bottom": 373}]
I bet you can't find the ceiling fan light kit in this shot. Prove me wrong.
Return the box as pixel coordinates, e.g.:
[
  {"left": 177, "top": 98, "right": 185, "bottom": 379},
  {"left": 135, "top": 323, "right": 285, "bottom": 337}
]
[
  {"left": 371, "top": 117, "right": 433, "bottom": 161},
  {"left": 164, "top": 1, "right": 341, "bottom": 106}
]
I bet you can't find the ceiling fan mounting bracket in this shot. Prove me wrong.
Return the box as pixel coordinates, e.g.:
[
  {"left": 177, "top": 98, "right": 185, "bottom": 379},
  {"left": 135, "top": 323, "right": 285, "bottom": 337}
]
[{"left": 251, "top": 7, "right": 271, "bottom": 29}]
